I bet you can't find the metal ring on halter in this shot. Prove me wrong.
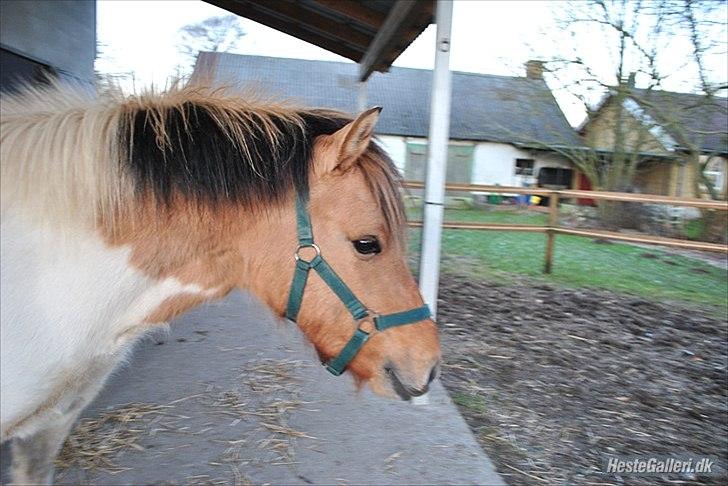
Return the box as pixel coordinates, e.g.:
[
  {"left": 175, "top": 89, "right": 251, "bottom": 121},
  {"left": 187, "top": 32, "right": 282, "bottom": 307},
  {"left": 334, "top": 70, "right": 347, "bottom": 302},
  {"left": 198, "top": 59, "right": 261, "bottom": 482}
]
[
  {"left": 355, "top": 311, "right": 380, "bottom": 334},
  {"left": 294, "top": 243, "right": 321, "bottom": 263}
]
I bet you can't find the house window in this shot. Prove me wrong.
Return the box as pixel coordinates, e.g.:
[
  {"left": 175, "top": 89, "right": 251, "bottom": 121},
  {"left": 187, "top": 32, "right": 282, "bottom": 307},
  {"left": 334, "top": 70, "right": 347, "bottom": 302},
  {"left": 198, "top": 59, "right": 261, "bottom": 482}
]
[
  {"left": 705, "top": 171, "right": 723, "bottom": 193},
  {"left": 538, "top": 167, "right": 574, "bottom": 188},
  {"left": 515, "top": 158, "right": 535, "bottom": 176}
]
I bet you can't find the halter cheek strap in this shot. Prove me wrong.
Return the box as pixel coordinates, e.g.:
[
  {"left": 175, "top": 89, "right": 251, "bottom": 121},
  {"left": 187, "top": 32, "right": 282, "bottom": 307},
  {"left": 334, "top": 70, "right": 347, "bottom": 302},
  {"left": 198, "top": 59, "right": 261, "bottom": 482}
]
[{"left": 285, "top": 190, "right": 431, "bottom": 376}]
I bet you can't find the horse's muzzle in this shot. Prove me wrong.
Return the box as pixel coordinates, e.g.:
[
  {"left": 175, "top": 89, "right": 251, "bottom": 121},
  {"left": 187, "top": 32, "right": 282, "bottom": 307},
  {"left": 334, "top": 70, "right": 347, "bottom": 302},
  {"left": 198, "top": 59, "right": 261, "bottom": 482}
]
[{"left": 385, "top": 363, "right": 439, "bottom": 401}]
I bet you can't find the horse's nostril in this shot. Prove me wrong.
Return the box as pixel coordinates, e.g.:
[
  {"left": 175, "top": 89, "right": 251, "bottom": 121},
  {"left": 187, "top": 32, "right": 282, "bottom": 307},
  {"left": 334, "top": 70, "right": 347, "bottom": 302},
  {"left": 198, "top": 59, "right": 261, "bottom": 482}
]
[
  {"left": 427, "top": 363, "right": 439, "bottom": 385},
  {"left": 387, "top": 364, "right": 438, "bottom": 400}
]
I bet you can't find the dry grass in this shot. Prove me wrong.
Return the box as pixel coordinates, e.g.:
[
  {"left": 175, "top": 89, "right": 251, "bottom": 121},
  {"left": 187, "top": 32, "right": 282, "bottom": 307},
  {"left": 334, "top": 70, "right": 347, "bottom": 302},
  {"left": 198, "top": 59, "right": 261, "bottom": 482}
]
[
  {"left": 241, "top": 358, "right": 314, "bottom": 464},
  {"left": 194, "top": 358, "right": 316, "bottom": 472},
  {"left": 53, "top": 358, "right": 317, "bottom": 482},
  {"left": 55, "top": 403, "right": 178, "bottom": 475}
]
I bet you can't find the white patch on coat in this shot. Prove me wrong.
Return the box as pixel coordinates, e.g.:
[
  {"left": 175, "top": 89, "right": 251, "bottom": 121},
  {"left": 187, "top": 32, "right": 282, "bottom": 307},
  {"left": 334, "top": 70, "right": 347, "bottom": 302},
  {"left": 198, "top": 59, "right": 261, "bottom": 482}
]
[{"left": 0, "top": 207, "right": 217, "bottom": 440}]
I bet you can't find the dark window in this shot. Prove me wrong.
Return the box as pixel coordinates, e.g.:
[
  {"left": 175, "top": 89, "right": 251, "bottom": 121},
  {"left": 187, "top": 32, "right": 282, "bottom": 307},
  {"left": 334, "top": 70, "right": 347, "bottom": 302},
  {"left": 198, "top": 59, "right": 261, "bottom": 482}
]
[
  {"left": 515, "top": 158, "right": 535, "bottom": 176},
  {"left": 538, "top": 167, "right": 573, "bottom": 188}
]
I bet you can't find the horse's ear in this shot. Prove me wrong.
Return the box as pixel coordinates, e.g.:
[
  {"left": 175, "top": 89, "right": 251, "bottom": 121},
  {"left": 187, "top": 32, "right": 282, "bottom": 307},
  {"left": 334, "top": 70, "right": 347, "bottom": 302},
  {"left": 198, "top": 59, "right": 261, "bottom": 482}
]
[{"left": 322, "top": 107, "right": 382, "bottom": 173}]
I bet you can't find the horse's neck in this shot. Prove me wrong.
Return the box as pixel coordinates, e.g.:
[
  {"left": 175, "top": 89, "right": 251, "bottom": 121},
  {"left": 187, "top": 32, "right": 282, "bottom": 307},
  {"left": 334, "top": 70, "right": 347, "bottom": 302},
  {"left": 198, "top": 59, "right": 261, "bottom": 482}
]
[
  {"left": 1, "top": 198, "right": 292, "bottom": 341},
  {"left": 0, "top": 206, "right": 224, "bottom": 431},
  {"left": 1, "top": 207, "right": 173, "bottom": 339}
]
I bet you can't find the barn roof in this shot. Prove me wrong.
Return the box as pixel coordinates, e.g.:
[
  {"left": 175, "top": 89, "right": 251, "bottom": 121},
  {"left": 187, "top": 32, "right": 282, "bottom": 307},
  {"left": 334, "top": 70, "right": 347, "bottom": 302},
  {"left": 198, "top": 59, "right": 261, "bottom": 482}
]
[
  {"left": 203, "top": 0, "right": 434, "bottom": 80},
  {"left": 630, "top": 88, "right": 728, "bottom": 155},
  {"left": 193, "top": 53, "right": 581, "bottom": 147}
]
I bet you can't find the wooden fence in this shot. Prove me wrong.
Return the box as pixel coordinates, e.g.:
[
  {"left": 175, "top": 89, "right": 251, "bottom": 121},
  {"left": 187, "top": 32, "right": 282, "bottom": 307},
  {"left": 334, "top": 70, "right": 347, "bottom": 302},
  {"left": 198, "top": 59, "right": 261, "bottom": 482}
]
[{"left": 403, "top": 181, "right": 728, "bottom": 274}]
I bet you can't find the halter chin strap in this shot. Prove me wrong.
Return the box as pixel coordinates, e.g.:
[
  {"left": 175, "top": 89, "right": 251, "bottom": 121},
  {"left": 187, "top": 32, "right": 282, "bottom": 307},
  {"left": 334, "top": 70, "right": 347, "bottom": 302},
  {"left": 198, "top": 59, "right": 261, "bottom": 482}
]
[{"left": 285, "top": 189, "right": 431, "bottom": 376}]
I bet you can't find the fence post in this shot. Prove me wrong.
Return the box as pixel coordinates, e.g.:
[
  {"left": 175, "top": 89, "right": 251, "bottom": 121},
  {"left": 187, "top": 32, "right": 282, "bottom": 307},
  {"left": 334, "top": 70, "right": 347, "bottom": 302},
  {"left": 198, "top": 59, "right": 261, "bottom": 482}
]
[{"left": 544, "top": 192, "right": 559, "bottom": 274}]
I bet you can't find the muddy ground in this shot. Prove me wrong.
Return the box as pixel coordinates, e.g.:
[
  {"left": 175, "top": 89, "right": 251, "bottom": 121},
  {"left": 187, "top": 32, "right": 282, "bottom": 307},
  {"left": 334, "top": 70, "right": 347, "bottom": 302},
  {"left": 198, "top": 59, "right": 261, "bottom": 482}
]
[{"left": 437, "top": 274, "right": 727, "bottom": 485}]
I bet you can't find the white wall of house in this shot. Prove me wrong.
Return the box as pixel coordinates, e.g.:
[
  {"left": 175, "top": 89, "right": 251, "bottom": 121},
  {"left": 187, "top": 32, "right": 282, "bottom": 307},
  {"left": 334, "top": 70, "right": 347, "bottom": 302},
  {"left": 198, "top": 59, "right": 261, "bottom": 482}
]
[
  {"left": 377, "top": 135, "right": 407, "bottom": 174},
  {"left": 533, "top": 151, "right": 574, "bottom": 172},
  {"left": 376, "top": 134, "right": 575, "bottom": 187},
  {"left": 472, "top": 142, "right": 573, "bottom": 187},
  {"left": 472, "top": 142, "right": 522, "bottom": 186}
]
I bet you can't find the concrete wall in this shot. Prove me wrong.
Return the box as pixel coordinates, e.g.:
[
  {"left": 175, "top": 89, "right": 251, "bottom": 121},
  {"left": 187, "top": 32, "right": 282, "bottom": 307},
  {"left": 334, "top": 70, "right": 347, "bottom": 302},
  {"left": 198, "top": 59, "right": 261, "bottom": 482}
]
[{"left": 0, "top": 0, "right": 95, "bottom": 82}]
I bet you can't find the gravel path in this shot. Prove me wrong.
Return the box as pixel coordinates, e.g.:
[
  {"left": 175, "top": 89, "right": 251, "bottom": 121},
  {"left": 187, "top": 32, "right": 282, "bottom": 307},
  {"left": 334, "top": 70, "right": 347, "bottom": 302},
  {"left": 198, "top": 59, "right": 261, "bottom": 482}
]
[
  {"left": 438, "top": 274, "right": 727, "bottom": 485},
  {"left": 1, "top": 291, "right": 501, "bottom": 485}
]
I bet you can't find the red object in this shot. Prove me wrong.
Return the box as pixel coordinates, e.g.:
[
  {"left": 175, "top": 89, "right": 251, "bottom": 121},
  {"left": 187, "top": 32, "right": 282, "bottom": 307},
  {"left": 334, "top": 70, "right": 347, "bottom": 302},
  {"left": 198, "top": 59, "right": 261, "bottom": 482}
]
[{"left": 577, "top": 173, "right": 596, "bottom": 206}]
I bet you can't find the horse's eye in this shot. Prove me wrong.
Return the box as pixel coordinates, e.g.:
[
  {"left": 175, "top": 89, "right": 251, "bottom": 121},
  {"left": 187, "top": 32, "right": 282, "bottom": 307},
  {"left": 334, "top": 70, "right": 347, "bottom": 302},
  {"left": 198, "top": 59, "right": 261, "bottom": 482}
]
[{"left": 353, "top": 236, "right": 381, "bottom": 255}]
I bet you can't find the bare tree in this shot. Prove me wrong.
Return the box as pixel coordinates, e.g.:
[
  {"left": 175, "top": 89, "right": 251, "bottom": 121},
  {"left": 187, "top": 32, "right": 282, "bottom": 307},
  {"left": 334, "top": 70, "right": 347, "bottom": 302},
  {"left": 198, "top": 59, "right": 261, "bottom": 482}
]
[
  {"left": 535, "top": 0, "right": 726, "bottom": 201},
  {"left": 177, "top": 15, "right": 245, "bottom": 74}
]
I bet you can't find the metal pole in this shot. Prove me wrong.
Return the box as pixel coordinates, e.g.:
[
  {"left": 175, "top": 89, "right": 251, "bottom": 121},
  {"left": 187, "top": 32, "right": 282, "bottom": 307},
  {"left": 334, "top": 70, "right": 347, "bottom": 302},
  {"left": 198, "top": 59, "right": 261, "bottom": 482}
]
[
  {"left": 357, "top": 81, "right": 367, "bottom": 112},
  {"left": 418, "top": 0, "right": 453, "bottom": 317}
]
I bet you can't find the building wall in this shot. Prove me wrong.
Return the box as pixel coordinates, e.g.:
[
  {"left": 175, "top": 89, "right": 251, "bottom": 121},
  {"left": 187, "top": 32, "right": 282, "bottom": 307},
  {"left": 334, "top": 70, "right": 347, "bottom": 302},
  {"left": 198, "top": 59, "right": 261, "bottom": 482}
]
[
  {"left": 634, "top": 158, "right": 719, "bottom": 198},
  {"left": 377, "top": 135, "right": 575, "bottom": 188},
  {"left": 0, "top": 0, "right": 96, "bottom": 83},
  {"left": 472, "top": 143, "right": 520, "bottom": 186},
  {"left": 634, "top": 163, "right": 674, "bottom": 196},
  {"left": 472, "top": 142, "right": 572, "bottom": 187},
  {"left": 583, "top": 99, "right": 667, "bottom": 154},
  {"left": 702, "top": 154, "right": 728, "bottom": 199},
  {"left": 378, "top": 135, "right": 407, "bottom": 174}
]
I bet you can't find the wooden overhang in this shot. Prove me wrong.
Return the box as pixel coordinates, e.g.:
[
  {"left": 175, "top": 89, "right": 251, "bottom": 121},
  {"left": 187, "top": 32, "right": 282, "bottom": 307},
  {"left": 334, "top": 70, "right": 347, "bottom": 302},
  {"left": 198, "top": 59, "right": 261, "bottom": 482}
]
[{"left": 204, "top": 0, "right": 434, "bottom": 81}]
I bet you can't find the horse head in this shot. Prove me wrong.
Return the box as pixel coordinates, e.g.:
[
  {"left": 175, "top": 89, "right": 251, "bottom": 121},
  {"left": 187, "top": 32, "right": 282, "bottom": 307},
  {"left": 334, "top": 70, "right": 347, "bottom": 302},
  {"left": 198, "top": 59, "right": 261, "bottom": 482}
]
[{"left": 244, "top": 108, "right": 441, "bottom": 399}]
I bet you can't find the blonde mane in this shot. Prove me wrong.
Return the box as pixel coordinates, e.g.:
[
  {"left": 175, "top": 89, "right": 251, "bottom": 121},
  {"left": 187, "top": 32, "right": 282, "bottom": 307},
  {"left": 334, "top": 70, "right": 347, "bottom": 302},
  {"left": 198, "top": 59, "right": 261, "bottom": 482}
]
[{"left": 0, "top": 82, "right": 405, "bottom": 239}]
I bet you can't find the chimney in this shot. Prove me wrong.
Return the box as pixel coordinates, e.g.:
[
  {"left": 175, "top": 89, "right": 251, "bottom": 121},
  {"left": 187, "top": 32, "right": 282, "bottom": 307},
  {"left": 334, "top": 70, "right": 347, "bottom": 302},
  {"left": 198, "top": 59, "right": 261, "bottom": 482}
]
[{"left": 525, "top": 60, "right": 544, "bottom": 80}]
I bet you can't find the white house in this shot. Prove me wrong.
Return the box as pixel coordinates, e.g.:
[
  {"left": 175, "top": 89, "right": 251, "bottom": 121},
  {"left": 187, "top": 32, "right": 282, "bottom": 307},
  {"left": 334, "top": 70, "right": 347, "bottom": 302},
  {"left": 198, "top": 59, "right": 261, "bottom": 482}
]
[{"left": 194, "top": 53, "right": 581, "bottom": 192}]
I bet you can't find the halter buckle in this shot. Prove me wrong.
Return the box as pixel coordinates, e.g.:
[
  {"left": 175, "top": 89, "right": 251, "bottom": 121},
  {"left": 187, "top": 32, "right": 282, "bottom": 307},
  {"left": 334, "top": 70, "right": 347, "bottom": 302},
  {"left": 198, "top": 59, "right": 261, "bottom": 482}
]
[{"left": 294, "top": 243, "right": 321, "bottom": 263}]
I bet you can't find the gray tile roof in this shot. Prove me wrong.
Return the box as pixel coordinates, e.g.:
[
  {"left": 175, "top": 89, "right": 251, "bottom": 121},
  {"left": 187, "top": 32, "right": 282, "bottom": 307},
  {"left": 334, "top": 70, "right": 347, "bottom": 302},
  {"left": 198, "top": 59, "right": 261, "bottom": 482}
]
[
  {"left": 631, "top": 88, "right": 728, "bottom": 154},
  {"left": 201, "top": 53, "right": 581, "bottom": 147}
]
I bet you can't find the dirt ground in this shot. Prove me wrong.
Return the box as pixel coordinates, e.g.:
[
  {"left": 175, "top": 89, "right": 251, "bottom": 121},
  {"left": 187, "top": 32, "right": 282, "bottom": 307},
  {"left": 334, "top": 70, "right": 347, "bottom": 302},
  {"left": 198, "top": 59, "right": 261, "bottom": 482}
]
[{"left": 437, "top": 274, "right": 727, "bottom": 485}]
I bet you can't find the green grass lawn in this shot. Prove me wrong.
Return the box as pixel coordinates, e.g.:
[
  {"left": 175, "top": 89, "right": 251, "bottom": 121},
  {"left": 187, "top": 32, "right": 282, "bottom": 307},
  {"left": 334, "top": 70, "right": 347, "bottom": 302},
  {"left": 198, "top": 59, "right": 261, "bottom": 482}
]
[{"left": 408, "top": 208, "right": 728, "bottom": 312}]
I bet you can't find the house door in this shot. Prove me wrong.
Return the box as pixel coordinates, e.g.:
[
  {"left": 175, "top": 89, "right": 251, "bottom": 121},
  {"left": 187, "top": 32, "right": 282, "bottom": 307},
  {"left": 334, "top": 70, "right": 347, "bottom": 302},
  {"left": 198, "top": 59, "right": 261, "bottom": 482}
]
[{"left": 577, "top": 172, "right": 596, "bottom": 206}]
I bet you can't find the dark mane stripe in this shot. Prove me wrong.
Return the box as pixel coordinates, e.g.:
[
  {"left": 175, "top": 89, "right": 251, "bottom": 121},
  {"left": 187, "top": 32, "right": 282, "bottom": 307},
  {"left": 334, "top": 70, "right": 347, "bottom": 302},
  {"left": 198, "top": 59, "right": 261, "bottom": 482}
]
[
  {"left": 118, "top": 97, "right": 404, "bottom": 237},
  {"left": 122, "top": 102, "right": 338, "bottom": 206}
]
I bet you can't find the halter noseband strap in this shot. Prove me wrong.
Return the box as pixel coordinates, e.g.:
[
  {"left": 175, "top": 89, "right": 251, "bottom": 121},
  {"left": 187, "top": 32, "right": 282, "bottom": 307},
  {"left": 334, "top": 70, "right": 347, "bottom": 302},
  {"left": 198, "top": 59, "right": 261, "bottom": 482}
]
[{"left": 285, "top": 189, "right": 431, "bottom": 376}]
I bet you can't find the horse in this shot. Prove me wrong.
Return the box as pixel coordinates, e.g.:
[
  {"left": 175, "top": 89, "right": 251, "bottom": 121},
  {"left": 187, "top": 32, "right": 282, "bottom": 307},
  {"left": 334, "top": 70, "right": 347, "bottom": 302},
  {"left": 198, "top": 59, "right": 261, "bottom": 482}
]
[{"left": 0, "top": 82, "right": 441, "bottom": 484}]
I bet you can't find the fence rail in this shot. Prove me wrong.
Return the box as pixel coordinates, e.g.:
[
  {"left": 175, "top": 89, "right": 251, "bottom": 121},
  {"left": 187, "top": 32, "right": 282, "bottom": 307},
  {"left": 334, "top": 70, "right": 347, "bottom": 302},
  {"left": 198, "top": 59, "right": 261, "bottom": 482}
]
[
  {"left": 402, "top": 181, "right": 728, "bottom": 273},
  {"left": 403, "top": 181, "right": 728, "bottom": 209}
]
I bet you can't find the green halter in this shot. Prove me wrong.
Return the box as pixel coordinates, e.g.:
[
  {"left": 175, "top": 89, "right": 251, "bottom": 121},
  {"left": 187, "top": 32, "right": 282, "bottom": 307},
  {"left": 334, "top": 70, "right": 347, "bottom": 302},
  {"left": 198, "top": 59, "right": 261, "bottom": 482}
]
[{"left": 285, "top": 189, "right": 431, "bottom": 376}]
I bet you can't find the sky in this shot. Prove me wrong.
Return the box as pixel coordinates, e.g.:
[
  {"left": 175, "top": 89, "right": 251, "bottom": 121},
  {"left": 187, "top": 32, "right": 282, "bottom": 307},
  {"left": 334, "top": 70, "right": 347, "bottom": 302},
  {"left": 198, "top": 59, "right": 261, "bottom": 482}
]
[{"left": 96, "top": 0, "right": 727, "bottom": 127}]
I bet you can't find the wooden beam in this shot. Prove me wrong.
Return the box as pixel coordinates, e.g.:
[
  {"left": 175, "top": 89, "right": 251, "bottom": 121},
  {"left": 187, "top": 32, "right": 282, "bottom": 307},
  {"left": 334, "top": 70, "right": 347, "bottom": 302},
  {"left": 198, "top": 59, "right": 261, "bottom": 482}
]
[
  {"left": 555, "top": 227, "right": 728, "bottom": 253},
  {"left": 358, "top": 0, "right": 420, "bottom": 81},
  {"left": 408, "top": 221, "right": 549, "bottom": 232},
  {"left": 406, "top": 221, "right": 728, "bottom": 253},
  {"left": 403, "top": 181, "right": 728, "bottom": 210},
  {"left": 374, "top": 2, "right": 435, "bottom": 72},
  {"left": 554, "top": 189, "right": 728, "bottom": 209},
  {"left": 206, "top": 0, "right": 365, "bottom": 62},
  {"left": 404, "top": 181, "right": 556, "bottom": 196},
  {"left": 312, "top": 0, "right": 386, "bottom": 29},
  {"left": 253, "top": 1, "right": 373, "bottom": 50}
]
